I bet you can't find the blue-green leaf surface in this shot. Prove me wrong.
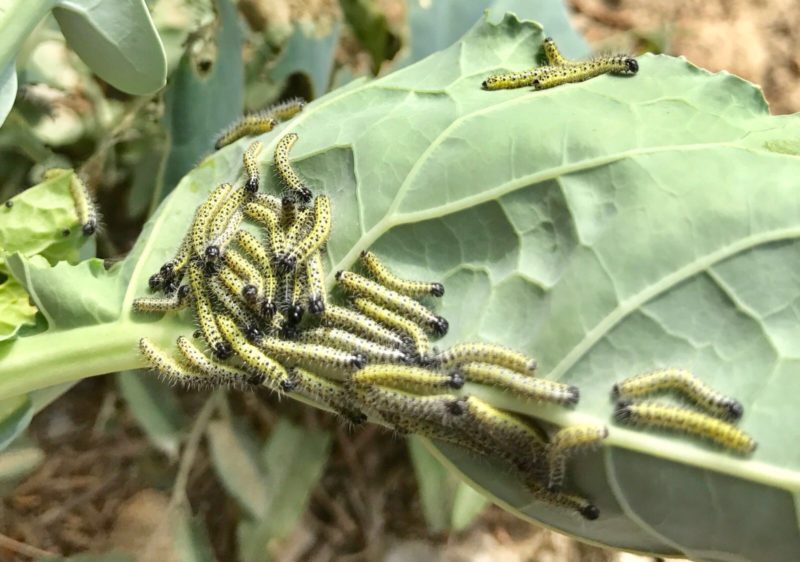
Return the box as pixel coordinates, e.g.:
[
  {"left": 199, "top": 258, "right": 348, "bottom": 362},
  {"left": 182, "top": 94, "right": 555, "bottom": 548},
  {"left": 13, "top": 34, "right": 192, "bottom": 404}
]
[
  {"left": 3, "top": 13, "right": 800, "bottom": 559},
  {"left": 52, "top": 0, "right": 166, "bottom": 95}
]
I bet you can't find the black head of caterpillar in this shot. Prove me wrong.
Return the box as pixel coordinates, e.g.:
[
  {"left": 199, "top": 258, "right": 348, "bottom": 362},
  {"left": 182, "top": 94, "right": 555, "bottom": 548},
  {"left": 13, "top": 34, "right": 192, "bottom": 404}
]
[
  {"left": 287, "top": 303, "right": 305, "bottom": 325},
  {"left": 149, "top": 272, "right": 163, "bottom": 291}
]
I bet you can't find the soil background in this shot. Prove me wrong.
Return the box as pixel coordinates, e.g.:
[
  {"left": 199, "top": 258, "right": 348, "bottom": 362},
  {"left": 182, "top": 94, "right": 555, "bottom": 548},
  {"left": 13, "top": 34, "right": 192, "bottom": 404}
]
[{"left": 1, "top": 1, "right": 797, "bottom": 561}]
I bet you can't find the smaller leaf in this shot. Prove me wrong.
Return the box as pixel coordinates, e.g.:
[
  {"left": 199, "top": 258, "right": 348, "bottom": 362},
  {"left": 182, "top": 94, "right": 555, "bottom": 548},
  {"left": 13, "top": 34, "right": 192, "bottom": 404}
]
[
  {"left": 0, "top": 277, "right": 37, "bottom": 341},
  {"left": 117, "top": 371, "right": 186, "bottom": 459},
  {"left": 52, "top": 0, "right": 167, "bottom": 95},
  {"left": 450, "top": 481, "right": 488, "bottom": 532},
  {"left": 239, "top": 419, "right": 331, "bottom": 562},
  {"left": 407, "top": 435, "right": 458, "bottom": 532},
  {"left": 172, "top": 504, "right": 217, "bottom": 562},
  {"left": 207, "top": 417, "right": 268, "bottom": 518}
]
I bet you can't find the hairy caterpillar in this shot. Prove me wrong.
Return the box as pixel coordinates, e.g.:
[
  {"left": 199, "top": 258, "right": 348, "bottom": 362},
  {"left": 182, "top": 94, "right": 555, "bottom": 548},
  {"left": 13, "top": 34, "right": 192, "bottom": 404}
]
[
  {"left": 360, "top": 251, "right": 444, "bottom": 298},
  {"left": 432, "top": 342, "right": 537, "bottom": 376},
  {"left": 352, "top": 384, "right": 466, "bottom": 428},
  {"left": 612, "top": 369, "right": 743, "bottom": 421},
  {"left": 219, "top": 264, "right": 260, "bottom": 305},
  {"left": 176, "top": 336, "right": 264, "bottom": 387},
  {"left": 223, "top": 249, "right": 264, "bottom": 300},
  {"left": 456, "top": 362, "right": 578, "bottom": 406},
  {"left": 614, "top": 400, "right": 756, "bottom": 455},
  {"left": 189, "top": 262, "right": 233, "bottom": 359},
  {"left": 527, "top": 56, "right": 639, "bottom": 90},
  {"left": 258, "top": 334, "right": 366, "bottom": 371},
  {"left": 351, "top": 297, "right": 430, "bottom": 359},
  {"left": 215, "top": 314, "right": 293, "bottom": 390},
  {"left": 287, "top": 265, "right": 307, "bottom": 326},
  {"left": 243, "top": 141, "right": 263, "bottom": 193},
  {"left": 274, "top": 133, "right": 312, "bottom": 203},
  {"left": 287, "top": 367, "right": 366, "bottom": 424},
  {"left": 305, "top": 251, "right": 326, "bottom": 315},
  {"left": 321, "top": 304, "right": 408, "bottom": 349},
  {"left": 133, "top": 284, "right": 192, "bottom": 313},
  {"left": 153, "top": 234, "right": 193, "bottom": 293},
  {"left": 299, "top": 327, "right": 408, "bottom": 364},
  {"left": 67, "top": 173, "right": 99, "bottom": 236},
  {"left": 191, "top": 183, "right": 234, "bottom": 258},
  {"left": 139, "top": 337, "right": 218, "bottom": 388},
  {"left": 266, "top": 97, "right": 306, "bottom": 121},
  {"left": 542, "top": 36, "right": 568, "bottom": 66},
  {"left": 215, "top": 114, "right": 277, "bottom": 150},
  {"left": 243, "top": 201, "right": 287, "bottom": 258},
  {"left": 336, "top": 271, "right": 448, "bottom": 336},
  {"left": 545, "top": 425, "right": 608, "bottom": 492},
  {"left": 206, "top": 185, "right": 247, "bottom": 254},
  {"left": 277, "top": 195, "right": 332, "bottom": 271},
  {"left": 349, "top": 364, "right": 463, "bottom": 394},
  {"left": 234, "top": 230, "right": 278, "bottom": 316},
  {"left": 207, "top": 276, "right": 262, "bottom": 342}
]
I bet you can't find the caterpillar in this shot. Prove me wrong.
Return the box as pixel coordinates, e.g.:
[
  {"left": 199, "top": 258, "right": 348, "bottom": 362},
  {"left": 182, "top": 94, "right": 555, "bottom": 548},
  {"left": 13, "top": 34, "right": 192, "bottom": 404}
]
[
  {"left": 305, "top": 251, "right": 326, "bottom": 314},
  {"left": 133, "top": 284, "right": 192, "bottom": 313},
  {"left": 299, "top": 327, "right": 408, "bottom": 364},
  {"left": 188, "top": 262, "right": 232, "bottom": 359},
  {"left": 191, "top": 183, "right": 234, "bottom": 258},
  {"left": 215, "top": 314, "right": 293, "bottom": 390},
  {"left": 612, "top": 369, "right": 743, "bottom": 421},
  {"left": 274, "top": 133, "right": 312, "bottom": 203},
  {"left": 223, "top": 249, "right": 264, "bottom": 300},
  {"left": 460, "top": 396, "right": 548, "bottom": 453},
  {"left": 207, "top": 276, "right": 262, "bottom": 342},
  {"left": 287, "top": 367, "right": 365, "bottom": 424},
  {"left": 258, "top": 334, "right": 366, "bottom": 371},
  {"left": 351, "top": 297, "right": 430, "bottom": 360},
  {"left": 285, "top": 207, "right": 312, "bottom": 248},
  {"left": 456, "top": 362, "right": 578, "bottom": 406},
  {"left": 234, "top": 230, "right": 278, "bottom": 316},
  {"left": 175, "top": 336, "right": 264, "bottom": 388},
  {"left": 349, "top": 364, "right": 463, "bottom": 394},
  {"left": 321, "top": 304, "right": 408, "bottom": 349},
  {"left": 287, "top": 265, "right": 307, "bottom": 326},
  {"left": 252, "top": 193, "right": 283, "bottom": 214},
  {"left": 154, "top": 233, "right": 192, "bottom": 293},
  {"left": 527, "top": 56, "right": 639, "bottom": 90},
  {"left": 219, "top": 264, "right": 260, "bottom": 304},
  {"left": 207, "top": 185, "right": 246, "bottom": 250},
  {"left": 432, "top": 342, "right": 537, "bottom": 376},
  {"left": 265, "top": 97, "right": 306, "bottom": 121},
  {"left": 542, "top": 36, "right": 568, "bottom": 66},
  {"left": 139, "top": 337, "right": 209, "bottom": 387},
  {"left": 277, "top": 195, "right": 332, "bottom": 271},
  {"left": 243, "top": 201, "right": 286, "bottom": 258},
  {"left": 243, "top": 141, "right": 263, "bottom": 193},
  {"left": 67, "top": 173, "right": 99, "bottom": 236},
  {"left": 614, "top": 400, "right": 756, "bottom": 455},
  {"left": 360, "top": 251, "right": 444, "bottom": 298},
  {"left": 545, "top": 424, "right": 608, "bottom": 492},
  {"left": 351, "top": 384, "right": 466, "bottom": 428},
  {"left": 336, "top": 271, "right": 448, "bottom": 336},
  {"left": 214, "top": 114, "right": 278, "bottom": 150}
]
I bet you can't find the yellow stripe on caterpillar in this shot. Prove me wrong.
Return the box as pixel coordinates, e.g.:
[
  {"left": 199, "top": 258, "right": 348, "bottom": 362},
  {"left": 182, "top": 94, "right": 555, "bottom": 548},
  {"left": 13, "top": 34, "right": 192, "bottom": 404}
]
[
  {"left": 546, "top": 424, "right": 608, "bottom": 492},
  {"left": 360, "top": 251, "right": 444, "bottom": 298},
  {"left": 274, "top": 133, "right": 312, "bottom": 203},
  {"left": 614, "top": 400, "right": 756, "bottom": 455},
  {"left": 336, "top": 271, "right": 448, "bottom": 336},
  {"left": 457, "top": 362, "right": 577, "bottom": 405},
  {"left": 612, "top": 368, "right": 743, "bottom": 421},
  {"left": 349, "top": 364, "right": 462, "bottom": 394}
]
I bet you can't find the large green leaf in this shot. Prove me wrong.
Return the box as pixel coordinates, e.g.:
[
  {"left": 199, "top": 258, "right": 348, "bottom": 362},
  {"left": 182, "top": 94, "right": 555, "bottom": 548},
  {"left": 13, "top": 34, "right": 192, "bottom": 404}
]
[{"left": 3, "top": 12, "right": 800, "bottom": 559}]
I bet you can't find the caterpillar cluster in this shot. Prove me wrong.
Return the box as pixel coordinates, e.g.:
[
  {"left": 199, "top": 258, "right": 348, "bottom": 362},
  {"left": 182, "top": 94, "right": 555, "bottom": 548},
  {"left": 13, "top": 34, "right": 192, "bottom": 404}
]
[
  {"left": 133, "top": 128, "right": 607, "bottom": 520},
  {"left": 612, "top": 369, "right": 756, "bottom": 455},
  {"left": 482, "top": 36, "right": 638, "bottom": 91}
]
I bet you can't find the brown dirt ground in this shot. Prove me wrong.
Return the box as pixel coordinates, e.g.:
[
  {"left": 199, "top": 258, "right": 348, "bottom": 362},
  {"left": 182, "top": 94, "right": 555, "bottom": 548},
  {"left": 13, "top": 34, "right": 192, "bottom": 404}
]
[{"left": 2, "top": 1, "right": 794, "bottom": 561}]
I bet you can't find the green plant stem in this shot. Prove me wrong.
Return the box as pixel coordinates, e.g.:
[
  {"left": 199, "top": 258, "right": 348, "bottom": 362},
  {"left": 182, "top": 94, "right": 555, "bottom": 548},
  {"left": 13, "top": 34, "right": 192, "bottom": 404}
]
[
  {"left": 0, "top": 0, "right": 55, "bottom": 73},
  {"left": 0, "top": 321, "right": 174, "bottom": 400}
]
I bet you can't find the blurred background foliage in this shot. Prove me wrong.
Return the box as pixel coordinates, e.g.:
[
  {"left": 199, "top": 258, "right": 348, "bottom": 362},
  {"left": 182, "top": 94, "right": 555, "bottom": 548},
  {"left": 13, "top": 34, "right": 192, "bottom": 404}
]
[{"left": 0, "top": 0, "right": 795, "bottom": 561}]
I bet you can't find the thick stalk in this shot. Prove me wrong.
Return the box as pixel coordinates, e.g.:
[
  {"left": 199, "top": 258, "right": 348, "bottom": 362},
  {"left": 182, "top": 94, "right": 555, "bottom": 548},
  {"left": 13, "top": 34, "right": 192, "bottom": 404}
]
[{"left": 0, "top": 320, "right": 175, "bottom": 400}]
